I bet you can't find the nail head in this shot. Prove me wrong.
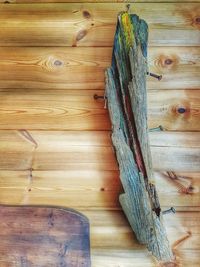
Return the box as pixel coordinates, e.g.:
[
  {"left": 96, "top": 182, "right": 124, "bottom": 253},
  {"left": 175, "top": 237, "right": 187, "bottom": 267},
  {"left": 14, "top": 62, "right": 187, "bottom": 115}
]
[{"left": 178, "top": 107, "right": 186, "bottom": 114}]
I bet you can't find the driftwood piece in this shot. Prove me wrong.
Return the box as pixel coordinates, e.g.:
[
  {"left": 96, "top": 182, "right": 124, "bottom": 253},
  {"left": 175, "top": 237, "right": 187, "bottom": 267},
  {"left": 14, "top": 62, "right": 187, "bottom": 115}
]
[
  {"left": 106, "top": 12, "right": 174, "bottom": 263},
  {"left": 0, "top": 205, "right": 91, "bottom": 267}
]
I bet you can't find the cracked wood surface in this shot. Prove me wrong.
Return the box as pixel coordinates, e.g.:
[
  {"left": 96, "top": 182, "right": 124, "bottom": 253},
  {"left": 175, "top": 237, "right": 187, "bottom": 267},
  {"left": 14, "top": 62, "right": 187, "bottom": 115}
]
[{"left": 0, "top": 206, "right": 91, "bottom": 267}]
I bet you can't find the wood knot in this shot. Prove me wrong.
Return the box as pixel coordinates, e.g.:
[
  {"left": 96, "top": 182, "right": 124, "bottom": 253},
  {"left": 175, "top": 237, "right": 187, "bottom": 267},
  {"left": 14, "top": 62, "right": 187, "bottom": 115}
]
[
  {"left": 195, "top": 17, "right": 200, "bottom": 24},
  {"left": 83, "top": 10, "right": 91, "bottom": 19},
  {"left": 76, "top": 30, "right": 87, "bottom": 42},
  {"left": 157, "top": 55, "right": 178, "bottom": 71},
  {"left": 165, "top": 58, "right": 173, "bottom": 65},
  {"left": 177, "top": 107, "right": 186, "bottom": 114},
  {"left": 4, "top": 0, "right": 10, "bottom": 3},
  {"left": 54, "top": 60, "right": 63, "bottom": 66}
]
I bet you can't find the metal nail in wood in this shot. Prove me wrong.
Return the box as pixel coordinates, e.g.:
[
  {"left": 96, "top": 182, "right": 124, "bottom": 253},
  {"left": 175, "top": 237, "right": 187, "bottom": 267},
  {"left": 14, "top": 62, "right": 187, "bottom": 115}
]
[
  {"left": 147, "top": 72, "right": 162, "bottom": 81},
  {"left": 149, "top": 125, "right": 164, "bottom": 132},
  {"left": 162, "top": 207, "right": 176, "bottom": 215}
]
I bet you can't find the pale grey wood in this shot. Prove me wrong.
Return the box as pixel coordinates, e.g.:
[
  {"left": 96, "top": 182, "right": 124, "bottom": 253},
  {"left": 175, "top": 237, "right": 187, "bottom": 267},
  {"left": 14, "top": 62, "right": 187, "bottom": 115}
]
[{"left": 105, "top": 12, "right": 174, "bottom": 264}]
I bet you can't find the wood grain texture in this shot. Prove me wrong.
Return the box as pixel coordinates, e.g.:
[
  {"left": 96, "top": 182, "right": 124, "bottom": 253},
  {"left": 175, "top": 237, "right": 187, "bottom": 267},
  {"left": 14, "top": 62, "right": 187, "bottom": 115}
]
[
  {"left": 0, "top": 206, "right": 91, "bottom": 267},
  {"left": 0, "top": 47, "right": 109, "bottom": 90},
  {"left": 155, "top": 172, "right": 200, "bottom": 210},
  {"left": 0, "top": 89, "right": 111, "bottom": 130},
  {"left": 148, "top": 90, "right": 200, "bottom": 131},
  {"left": 0, "top": 89, "right": 199, "bottom": 131},
  {"left": 147, "top": 47, "right": 200, "bottom": 90},
  {"left": 0, "top": 47, "right": 199, "bottom": 90},
  {"left": 0, "top": 3, "right": 199, "bottom": 46},
  {"left": 0, "top": 170, "right": 121, "bottom": 208},
  {"left": 0, "top": 131, "right": 199, "bottom": 209},
  {"left": 0, "top": 171, "right": 199, "bottom": 210},
  {"left": 85, "top": 210, "right": 200, "bottom": 266},
  {"left": 0, "top": 130, "right": 199, "bottom": 172},
  {"left": 1, "top": 0, "right": 199, "bottom": 3}
]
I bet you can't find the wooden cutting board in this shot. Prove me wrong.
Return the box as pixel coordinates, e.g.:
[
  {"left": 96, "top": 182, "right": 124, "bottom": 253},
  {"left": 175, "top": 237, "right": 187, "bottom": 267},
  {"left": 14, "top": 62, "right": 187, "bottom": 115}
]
[{"left": 0, "top": 205, "right": 91, "bottom": 267}]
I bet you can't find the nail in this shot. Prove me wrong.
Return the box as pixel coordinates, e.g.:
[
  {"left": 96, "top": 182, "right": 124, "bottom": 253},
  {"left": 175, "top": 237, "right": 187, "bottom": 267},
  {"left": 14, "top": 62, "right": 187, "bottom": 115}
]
[
  {"left": 147, "top": 72, "right": 162, "bottom": 81},
  {"left": 178, "top": 107, "right": 186, "bottom": 114},
  {"left": 94, "top": 94, "right": 108, "bottom": 109},
  {"left": 149, "top": 125, "right": 164, "bottom": 132},
  {"left": 162, "top": 207, "right": 176, "bottom": 215},
  {"left": 94, "top": 94, "right": 107, "bottom": 100},
  {"left": 126, "top": 4, "right": 131, "bottom": 13}
]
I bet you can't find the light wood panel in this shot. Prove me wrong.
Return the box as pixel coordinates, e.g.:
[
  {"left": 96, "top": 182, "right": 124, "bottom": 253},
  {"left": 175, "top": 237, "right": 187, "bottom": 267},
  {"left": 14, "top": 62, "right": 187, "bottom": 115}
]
[
  {"left": 0, "top": 130, "right": 199, "bottom": 171},
  {"left": 147, "top": 47, "right": 200, "bottom": 90},
  {"left": 0, "top": 47, "right": 109, "bottom": 90},
  {"left": 0, "top": 170, "right": 199, "bottom": 210},
  {"left": 149, "top": 131, "right": 200, "bottom": 147},
  {"left": 0, "top": 89, "right": 110, "bottom": 130},
  {"left": 0, "top": 89, "right": 199, "bottom": 130},
  {"left": 0, "top": 3, "right": 199, "bottom": 46},
  {"left": 0, "top": 47, "right": 199, "bottom": 90},
  {"left": 148, "top": 89, "right": 200, "bottom": 131},
  {"left": 85, "top": 210, "right": 200, "bottom": 266},
  {"left": 1, "top": 0, "right": 199, "bottom": 3},
  {"left": 155, "top": 172, "right": 200, "bottom": 209}
]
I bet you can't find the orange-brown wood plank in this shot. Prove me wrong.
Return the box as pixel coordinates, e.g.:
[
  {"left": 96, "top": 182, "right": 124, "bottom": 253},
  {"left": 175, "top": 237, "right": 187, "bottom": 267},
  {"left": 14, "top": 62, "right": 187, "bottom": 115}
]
[
  {"left": 85, "top": 210, "right": 200, "bottom": 267},
  {"left": 148, "top": 89, "right": 200, "bottom": 131},
  {"left": 0, "top": 130, "right": 199, "bottom": 171},
  {"left": 0, "top": 89, "right": 199, "bottom": 131},
  {"left": 0, "top": 170, "right": 199, "bottom": 210},
  {"left": 0, "top": 3, "right": 199, "bottom": 46},
  {"left": 147, "top": 47, "right": 200, "bottom": 90},
  {"left": 0, "top": 89, "right": 110, "bottom": 130},
  {"left": 0, "top": 47, "right": 198, "bottom": 90},
  {"left": 0, "top": 47, "right": 109, "bottom": 90},
  {"left": 1, "top": 0, "right": 199, "bottom": 3}
]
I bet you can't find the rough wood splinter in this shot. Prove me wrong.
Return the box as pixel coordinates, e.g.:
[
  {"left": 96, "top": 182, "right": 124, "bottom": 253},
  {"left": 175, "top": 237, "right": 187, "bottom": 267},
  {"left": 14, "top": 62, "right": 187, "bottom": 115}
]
[{"left": 106, "top": 12, "right": 175, "bottom": 264}]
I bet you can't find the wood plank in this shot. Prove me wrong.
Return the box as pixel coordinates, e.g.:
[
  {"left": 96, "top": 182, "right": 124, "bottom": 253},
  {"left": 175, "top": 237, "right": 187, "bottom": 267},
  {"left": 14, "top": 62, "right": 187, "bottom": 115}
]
[
  {"left": 148, "top": 89, "right": 200, "bottom": 131},
  {"left": 151, "top": 146, "right": 200, "bottom": 172},
  {"left": 0, "top": 130, "right": 199, "bottom": 171},
  {"left": 88, "top": 210, "right": 200, "bottom": 266},
  {"left": 2, "top": 0, "right": 199, "bottom": 3},
  {"left": 0, "top": 89, "right": 199, "bottom": 131},
  {"left": 0, "top": 47, "right": 199, "bottom": 90},
  {"left": 91, "top": 249, "right": 200, "bottom": 267},
  {"left": 147, "top": 47, "right": 200, "bottom": 90},
  {"left": 149, "top": 131, "right": 200, "bottom": 148},
  {"left": 0, "top": 130, "right": 117, "bottom": 171},
  {"left": 0, "top": 3, "right": 199, "bottom": 46},
  {"left": 155, "top": 172, "right": 200, "bottom": 209},
  {"left": 0, "top": 89, "right": 111, "bottom": 130},
  {"left": 0, "top": 47, "right": 110, "bottom": 90},
  {"left": 84, "top": 210, "right": 200, "bottom": 258},
  {"left": 0, "top": 170, "right": 199, "bottom": 209},
  {"left": 0, "top": 206, "right": 91, "bottom": 267}
]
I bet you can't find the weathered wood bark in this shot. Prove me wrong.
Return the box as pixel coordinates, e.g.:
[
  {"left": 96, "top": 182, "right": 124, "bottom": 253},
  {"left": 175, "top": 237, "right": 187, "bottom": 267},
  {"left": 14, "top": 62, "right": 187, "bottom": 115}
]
[
  {"left": 0, "top": 206, "right": 91, "bottom": 267},
  {"left": 106, "top": 12, "right": 174, "bottom": 263}
]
